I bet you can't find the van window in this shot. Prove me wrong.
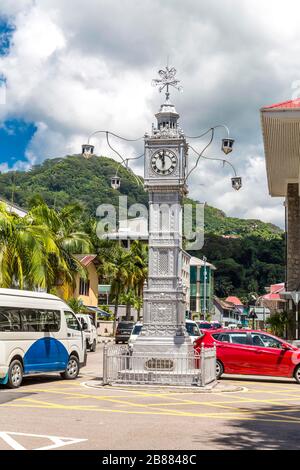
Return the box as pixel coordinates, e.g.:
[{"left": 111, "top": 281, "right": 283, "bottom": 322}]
[
  {"left": 0, "top": 309, "right": 21, "bottom": 331},
  {"left": 0, "top": 307, "right": 60, "bottom": 332},
  {"left": 64, "top": 311, "right": 81, "bottom": 331}
]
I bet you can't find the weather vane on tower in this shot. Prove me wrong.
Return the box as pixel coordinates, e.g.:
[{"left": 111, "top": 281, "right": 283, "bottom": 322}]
[{"left": 151, "top": 66, "right": 183, "bottom": 100}]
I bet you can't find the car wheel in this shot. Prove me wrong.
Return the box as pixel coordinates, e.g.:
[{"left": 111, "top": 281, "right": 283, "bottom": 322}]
[
  {"left": 294, "top": 364, "right": 300, "bottom": 384},
  {"left": 7, "top": 359, "right": 23, "bottom": 389},
  {"left": 216, "top": 360, "right": 224, "bottom": 380},
  {"left": 90, "top": 339, "right": 97, "bottom": 352},
  {"left": 61, "top": 355, "right": 79, "bottom": 380}
]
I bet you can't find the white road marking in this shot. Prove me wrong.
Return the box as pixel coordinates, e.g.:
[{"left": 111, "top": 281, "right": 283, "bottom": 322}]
[{"left": 0, "top": 432, "right": 87, "bottom": 450}]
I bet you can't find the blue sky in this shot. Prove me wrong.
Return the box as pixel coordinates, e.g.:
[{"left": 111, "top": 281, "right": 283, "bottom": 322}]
[
  {"left": 1, "top": 0, "right": 298, "bottom": 227},
  {"left": 0, "top": 19, "right": 36, "bottom": 169}
]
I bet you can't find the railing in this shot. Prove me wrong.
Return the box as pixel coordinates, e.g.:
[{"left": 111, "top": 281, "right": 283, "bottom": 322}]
[{"left": 102, "top": 343, "right": 216, "bottom": 387}]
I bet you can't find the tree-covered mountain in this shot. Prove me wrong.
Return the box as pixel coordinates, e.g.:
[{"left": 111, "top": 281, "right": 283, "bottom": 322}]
[{"left": 0, "top": 155, "right": 285, "bottom": 298}]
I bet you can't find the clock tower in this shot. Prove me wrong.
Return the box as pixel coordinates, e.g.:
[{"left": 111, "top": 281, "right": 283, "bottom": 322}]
[{"left": 134, "top": 67, "right": 193, "bottom": 356}]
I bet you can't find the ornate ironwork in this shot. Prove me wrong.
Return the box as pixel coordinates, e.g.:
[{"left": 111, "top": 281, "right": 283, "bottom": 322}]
[{"left": 152, "top": 66, "right": 183, "bottom": 99}]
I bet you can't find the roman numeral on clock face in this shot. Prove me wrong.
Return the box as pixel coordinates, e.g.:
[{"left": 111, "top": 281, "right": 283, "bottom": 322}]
[{"left": 151, "top": 149, "right": 178, "bottom": 175}]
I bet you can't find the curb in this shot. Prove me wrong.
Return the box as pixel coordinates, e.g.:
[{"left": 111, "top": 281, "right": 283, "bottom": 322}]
[{"left": 81, "top": 380, "right": 244, "bottom": 394}]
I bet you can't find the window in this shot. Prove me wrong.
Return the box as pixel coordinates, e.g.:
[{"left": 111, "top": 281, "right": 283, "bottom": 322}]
[
  {"left": 229, "top": 333, "right": 248, "bottom": 345},
  {"left": 64, "top": 311, "right": 81, "bottom": 331},
  {"left": 212, "top": 333, "right": 221, "bottom": 340},
  {"left": 251, "top": 333, "right": 282, "bottom": 349},
  {"left": 0, "top": 307, "right": 60, "bottom": 332},
  {"left": 0, "top": 309, "right": 21, "bottom": 332},
  {"left": 132, "top": 324, "right": 143, "bottom": 335},
  {"left": 79, "top": 278, "right": 90, "bottom": 296},
  {"left": 218, "top": 333, "right": 230, "bottom": 343},
  {"left": 186, "top": 322, "right": 200, "bottom": 337}
]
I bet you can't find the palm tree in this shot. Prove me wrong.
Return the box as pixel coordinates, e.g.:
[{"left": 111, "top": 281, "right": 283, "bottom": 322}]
[
  {"left": 28, "top": 199, "right": 92, "bottom": 297},
  {"left": 109, "top": 246, "right": 132, "bottom": 333},
  {"left": 129, "top": 241, "right": 148, "bottom": 320},
  {"left": 0, "top": 203, "right": 58, "bottom": 289},
  {"left": 0, "top": 199, "right": 92, "bottom": 295}
]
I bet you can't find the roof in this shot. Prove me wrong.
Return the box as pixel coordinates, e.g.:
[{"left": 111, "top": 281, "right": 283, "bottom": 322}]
[
  {"left": 225, "top": 296, "right": 243, "bottom": 306},
  {"left": 214, "top": 296, "right": 236, "bottom": 311},
  {"left": 74, "top": 254, "right": 98, "bottom": 267},
  {"left": 270, "top": 283, "right": 285, "bottom": 294},
  {"left": 189, "top": 256, "right": 216, "bottom": 270},
  {"left": 261, "top": 100, "right": 300, "bottom": 196},
  {"left": 263, "top": 99, "right": 300, "bottom": 110},
  {"left": 0, "top": 288, "right": 63, "bottom": 301},
  {"left": 261, "top": 293, "right": 285, "bottom": 302}
]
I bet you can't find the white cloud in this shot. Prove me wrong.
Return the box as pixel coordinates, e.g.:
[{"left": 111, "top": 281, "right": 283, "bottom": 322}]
[{"left": 0, "top": 0, "right": 299, "bottom": 227}]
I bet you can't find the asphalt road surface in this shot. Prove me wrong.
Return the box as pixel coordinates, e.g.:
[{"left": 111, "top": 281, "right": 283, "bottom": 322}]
[{"left": 1, "top": 344, "right": 300, "bottom": 450}]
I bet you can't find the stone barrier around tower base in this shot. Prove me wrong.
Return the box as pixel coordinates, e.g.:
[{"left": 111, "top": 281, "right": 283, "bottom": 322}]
[{"left": 102, "top": 343, "right": 216, "bottom": 387}]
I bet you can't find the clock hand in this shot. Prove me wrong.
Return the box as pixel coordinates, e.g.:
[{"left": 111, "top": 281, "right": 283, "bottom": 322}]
[{"left": 161, "top": 150, "right": 165, "bottom": 167}]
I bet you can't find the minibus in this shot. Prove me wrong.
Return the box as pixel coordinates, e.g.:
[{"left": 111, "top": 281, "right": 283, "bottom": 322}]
[{"left": 0, "top": 289, "right": 87, "bottom": 388}]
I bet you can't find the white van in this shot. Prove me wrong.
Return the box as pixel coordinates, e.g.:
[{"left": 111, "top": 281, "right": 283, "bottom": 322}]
[
  {"left": 0, "top": 289, "right": 87, "bottom": 388},
  {"left": 76, "top": 313, "right": 98, "bottom": 352}
]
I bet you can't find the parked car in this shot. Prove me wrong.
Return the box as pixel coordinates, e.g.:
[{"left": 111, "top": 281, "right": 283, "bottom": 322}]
[
  {"left": 0, "top": 289, "right": 86, "bottom": 388},
  {"left": 115, "top": 321, "right": 135, "bottom": 344},
  {"left": 76, "top": 313, "right": 97, "bottom": 352},
  {"left": 197, "top": 321, "right": 222, "bottom": 331},
  {"left": 211, "top": 321, "right": 222, "bottom": 330},
  {"left": 194, "top": 329, "right": 300, "bottom": 383},
  {"left": 197, "top": 321, "right": 213, "bottom": 330},
  {"left": 128, "top": 319, "right": 202, "bottom": 348}
]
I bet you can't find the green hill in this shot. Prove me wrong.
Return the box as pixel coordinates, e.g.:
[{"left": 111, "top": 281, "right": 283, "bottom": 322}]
[
  {"left": 0, "top": 155, "right": 283, "bottom": 240},
  {"left": 0, "top": 155, "right": 284, "bottom": 298}
]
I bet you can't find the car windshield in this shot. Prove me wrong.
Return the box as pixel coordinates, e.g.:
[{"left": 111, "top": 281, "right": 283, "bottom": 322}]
[
  {"left": 198, "top": 323, "right": 212, "bottom": 329},
  {"left": 132, "top": 324, "right": 143, "bottom": 335},
  {"left": 118, "top": 322, "right": 134, "bottom": 330}
]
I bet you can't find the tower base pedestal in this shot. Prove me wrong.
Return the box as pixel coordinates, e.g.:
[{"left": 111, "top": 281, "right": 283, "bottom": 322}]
[{"left": 116, "top": 334, "right": 201, "bottom": 387}]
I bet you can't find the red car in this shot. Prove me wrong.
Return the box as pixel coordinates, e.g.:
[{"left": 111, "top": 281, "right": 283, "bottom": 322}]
[{"left": 194, "top": 329, "right": 300, "bottom": 383}]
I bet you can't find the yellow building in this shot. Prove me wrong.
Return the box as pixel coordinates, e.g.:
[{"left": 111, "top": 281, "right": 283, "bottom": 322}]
[{"left": 73, "top": 254, "right": 99, "bottom": 308}]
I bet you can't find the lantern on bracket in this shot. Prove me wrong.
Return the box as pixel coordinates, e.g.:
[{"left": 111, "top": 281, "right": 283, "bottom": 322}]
[
  {"left": 111, "top": 175, "right": 121, "bottom": 190},
  {"left": 231, "top": 176, "right": 242, "bottom": 191},
  {"left": 82, "top": 144, "right": 95, "bottom": 159},
  {"left": 222, "top": 138, "right": 235, "bottom": 155}
]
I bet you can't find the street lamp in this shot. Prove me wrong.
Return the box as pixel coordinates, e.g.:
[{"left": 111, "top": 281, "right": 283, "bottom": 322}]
[
  {"left": 222, "top": 138, "right": 235, "bottom": 155},
  {"left": 111, "top": 175, "right": 121, "bottom": 190},
  {"left": 82, "top": 144, "right": 95, "bottom": 159},
  {"left": 81, "top": 131, "right": 144, "bottom": 190},
  {"left": 231, "top": 176, "right": 242, "bottom": 191}
]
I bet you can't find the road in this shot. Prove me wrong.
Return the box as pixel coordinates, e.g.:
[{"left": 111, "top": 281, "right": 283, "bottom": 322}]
[{"left": 1, "top": 344, "right": 300, "bottom": 450}]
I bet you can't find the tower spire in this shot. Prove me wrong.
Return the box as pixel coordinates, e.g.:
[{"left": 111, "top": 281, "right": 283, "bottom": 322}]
[
  {"left": 151, "top": 65, "right": 183, "bottom": 102},
  {"left": 151, "top": 66, "right": 183, "bottom": 137}
]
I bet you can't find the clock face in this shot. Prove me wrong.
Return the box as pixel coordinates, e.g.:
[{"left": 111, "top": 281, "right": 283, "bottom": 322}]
[{"left": 151, "top": 149, "right": 178, "bottom": 176}]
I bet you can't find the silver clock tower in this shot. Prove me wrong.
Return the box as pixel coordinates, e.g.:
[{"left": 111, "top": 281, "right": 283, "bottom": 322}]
[{"left": 134, "top": 66, "right": 193, "bottom": 356}]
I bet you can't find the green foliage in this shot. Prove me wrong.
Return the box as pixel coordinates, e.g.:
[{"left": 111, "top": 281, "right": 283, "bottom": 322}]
[
  {"left": 190, "top": 234, "right": 285, "bottom": 298},
  {"left": 267, "top": 311, "right": 289, "bottom": 337},
  {"left": 0, "top": 155, "right": 148, "bottom": 217},
  {"left": 0, "top": 155, "right": 285, "bottom": 297},
  {"left": 67, "top": 298, "right": 85, "bottom": 313}
]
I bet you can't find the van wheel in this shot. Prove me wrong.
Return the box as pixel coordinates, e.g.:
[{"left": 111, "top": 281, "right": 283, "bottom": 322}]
[
  {"left": 61, "top": 355, "right": 79, "bottom": 380},
  {"left": 216, "top": 360, "right": 224, "bottom": 380},
  {"left": 294, "top": 364, "right": 300, "bottom": 384},
  {"left": 90, "top": 339, "right": 97, "bottom": 352},
  {"left": 7, "top": 359, "right": 23, "bottom": 389}
]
